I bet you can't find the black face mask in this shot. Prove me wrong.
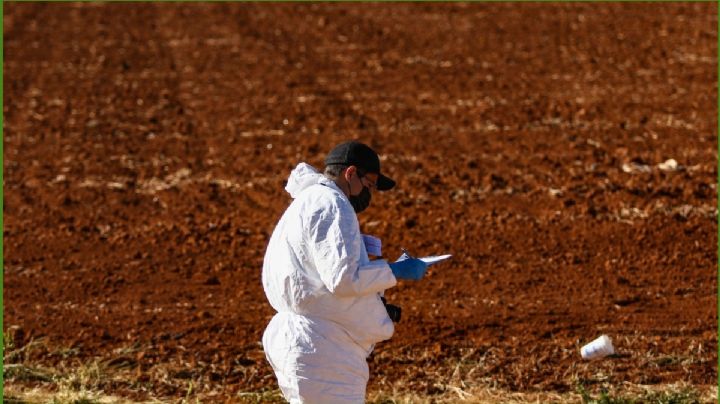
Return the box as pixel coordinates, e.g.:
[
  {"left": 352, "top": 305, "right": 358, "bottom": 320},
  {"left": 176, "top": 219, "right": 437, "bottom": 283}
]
[{"left": 349, "top": 185, "right": 371, "bottom": 213}]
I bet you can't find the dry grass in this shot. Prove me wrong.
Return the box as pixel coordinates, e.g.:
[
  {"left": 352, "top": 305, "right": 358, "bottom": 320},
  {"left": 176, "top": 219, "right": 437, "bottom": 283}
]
[
  {"left": 6, "top": 375, "right": 715, "bottom": 404},
  {"left": 367, "top": 383, "right": 716, "bottom": 404},
  {"left": 3, "top": 335, "right": 716, "bottom": 403}
]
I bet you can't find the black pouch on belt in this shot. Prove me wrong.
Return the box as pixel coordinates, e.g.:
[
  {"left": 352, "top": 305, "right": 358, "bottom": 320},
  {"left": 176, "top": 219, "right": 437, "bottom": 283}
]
[{"left": 380, "top": 296, "right": 401, "bottom": 323}]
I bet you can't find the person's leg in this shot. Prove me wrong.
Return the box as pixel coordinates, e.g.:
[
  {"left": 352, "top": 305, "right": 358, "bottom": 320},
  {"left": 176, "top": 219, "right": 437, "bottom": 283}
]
[
  {"left": 263, "top": 313, "right": 370, "bottom": 403},
  {"left": 263, "top": 314, "right": 301, "bottom": 401},
  {"left": 290, "top": 335, "right": 369, "bottom": 403}
]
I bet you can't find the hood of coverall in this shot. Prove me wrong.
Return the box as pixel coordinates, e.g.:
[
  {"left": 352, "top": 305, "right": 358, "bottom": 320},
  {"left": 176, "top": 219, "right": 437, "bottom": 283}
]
[{"left": 285, "top": 162, "right": 332, "bottom": 199}]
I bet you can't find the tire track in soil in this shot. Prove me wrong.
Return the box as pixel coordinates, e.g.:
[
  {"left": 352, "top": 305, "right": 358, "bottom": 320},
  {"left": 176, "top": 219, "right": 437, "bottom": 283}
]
[
  {"left": 177, "top": 4, "right": 388, "bottom": 145},
  {"left": 3, "top": 3, "right": 54, "bottom": 125},
  {"left": 149, "top": 5, "right": 288, "bottom": 394},
  {"left": 64, "top": 8, "right": 268, "bottom": 388},
  {"left": 2, "top": 5, "right": 134, "bottom": 340},
  {"left": 4, "top": 3, "right": 224, "bottom": 371}
]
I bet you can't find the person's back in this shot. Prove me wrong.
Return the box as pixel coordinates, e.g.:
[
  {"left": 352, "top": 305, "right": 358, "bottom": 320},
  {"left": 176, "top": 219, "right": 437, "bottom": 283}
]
[
  {"left": 261, "top": 142, "right": 428, "bottom": 403},
  {"left": 262, "top": 163, "right": 396, "bottom": 347}
]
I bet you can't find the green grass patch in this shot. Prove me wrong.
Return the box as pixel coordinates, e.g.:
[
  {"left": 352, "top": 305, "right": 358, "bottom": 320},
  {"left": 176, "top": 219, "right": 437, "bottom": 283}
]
[
  {"left": 236, "top": 388, "right": 286, "bottom": 403},
  {"left": 577, "top": 383, "right": 703, "bottom": 404}
]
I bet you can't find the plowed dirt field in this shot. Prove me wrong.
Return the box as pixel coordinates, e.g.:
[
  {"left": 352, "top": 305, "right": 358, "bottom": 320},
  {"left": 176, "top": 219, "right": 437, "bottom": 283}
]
[{"left": 4, "top": 2, "right": 717, "bottom": 402}]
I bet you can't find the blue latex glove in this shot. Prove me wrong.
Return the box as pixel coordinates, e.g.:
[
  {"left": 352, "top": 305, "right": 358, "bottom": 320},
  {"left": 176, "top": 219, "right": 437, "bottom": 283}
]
[{"left": 389, "top": 258, "right": 428, "bottom": 280}]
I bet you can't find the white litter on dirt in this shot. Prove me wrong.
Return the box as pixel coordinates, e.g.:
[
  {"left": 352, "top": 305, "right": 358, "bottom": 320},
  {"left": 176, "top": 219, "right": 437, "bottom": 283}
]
[{"left": 657, "top": 158, "right": 680, "bottom": 171}]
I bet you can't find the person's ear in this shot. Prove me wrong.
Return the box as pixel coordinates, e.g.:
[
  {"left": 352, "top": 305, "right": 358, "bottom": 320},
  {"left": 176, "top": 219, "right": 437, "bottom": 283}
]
[{"left": 344, "top": 166, "right": 357, "bottom": 182}]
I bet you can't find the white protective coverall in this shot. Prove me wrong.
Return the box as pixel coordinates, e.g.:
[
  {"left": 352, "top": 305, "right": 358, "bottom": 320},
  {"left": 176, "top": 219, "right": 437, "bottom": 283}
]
[{"left": 262, "top": 162, "right": 397, "bottom": 404}]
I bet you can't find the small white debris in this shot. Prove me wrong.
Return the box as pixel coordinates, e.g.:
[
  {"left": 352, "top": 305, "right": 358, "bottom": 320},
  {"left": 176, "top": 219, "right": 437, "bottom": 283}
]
[
  {"left": 622, "top": 162, "right": 652, "bottom": 174},
  {"left": 79, "top": 179, "right": 101, "bottom": 188},
  {"left": 581, "top": 335, "right": 615, "bottom": 360},
  {"left": 107, "top": 182, "right": 126, "bottom": 190},
  {"left": 657, "top": 158, "right": 680, "bottom": 172},
  {"left": 548, "top": 188, "right": 564, "bottom": 197},
  {"left": 620, "top": 207, "right": 648, "bottom": 219},
  {"left": 673, "top": 204, "right": 694, "bottom": 219}
]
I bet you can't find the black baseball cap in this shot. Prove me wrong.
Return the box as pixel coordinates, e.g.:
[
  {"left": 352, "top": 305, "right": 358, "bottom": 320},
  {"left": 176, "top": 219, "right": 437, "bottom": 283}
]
[{"left": 324, "top": 141, "right": 396, "bottom": 191}]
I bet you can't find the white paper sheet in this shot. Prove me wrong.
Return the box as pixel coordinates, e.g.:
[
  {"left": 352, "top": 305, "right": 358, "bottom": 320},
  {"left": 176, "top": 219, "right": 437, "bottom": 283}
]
[
  {"left": 395, "top": 250, "right": 452, "bottom": 266},
  {"left": 419, "top": 254, "right": 453, "bottom": 266}
]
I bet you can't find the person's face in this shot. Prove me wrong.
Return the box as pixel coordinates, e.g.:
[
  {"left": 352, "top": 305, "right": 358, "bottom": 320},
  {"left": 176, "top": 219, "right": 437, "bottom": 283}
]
[
  {"left": 345, "top": 166, "right": 377, "bottom": 195},
  {"left": 348, "top": 168, "right": 378, "bottom": 196},
  {"left": 344, "top": 166, "right": 377, "bottom": 213}
]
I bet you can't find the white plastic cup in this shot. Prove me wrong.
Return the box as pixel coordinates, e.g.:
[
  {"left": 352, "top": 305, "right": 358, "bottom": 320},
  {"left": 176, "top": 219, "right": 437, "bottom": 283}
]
[{"left": 580, "top": 335, "right": 615, "bottom": 360}]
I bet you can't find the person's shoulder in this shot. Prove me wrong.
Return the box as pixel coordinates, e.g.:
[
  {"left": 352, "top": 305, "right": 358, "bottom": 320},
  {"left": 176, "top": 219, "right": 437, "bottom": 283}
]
[
  {"left": 298, "top": 183, "right": 351, "bottom": 215},
  {"left": 299, "top": 183, "right": 341, "bottom": 204}
]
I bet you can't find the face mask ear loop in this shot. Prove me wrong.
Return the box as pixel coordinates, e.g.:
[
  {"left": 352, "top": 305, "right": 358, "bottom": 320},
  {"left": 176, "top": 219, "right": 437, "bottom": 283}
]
[{"left": 353, "top": 168, "right": 366, "bottom": 196}]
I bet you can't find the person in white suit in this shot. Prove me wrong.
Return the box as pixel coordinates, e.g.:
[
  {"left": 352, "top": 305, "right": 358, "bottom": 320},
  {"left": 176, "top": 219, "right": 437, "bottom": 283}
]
[{"left": 262, "top": 141, "right": 428, "bottom": 403}]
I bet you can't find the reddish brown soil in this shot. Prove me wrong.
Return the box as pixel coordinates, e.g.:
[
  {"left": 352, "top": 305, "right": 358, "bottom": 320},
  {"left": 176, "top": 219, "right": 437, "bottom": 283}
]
[{"left": 4, "top": 2, "right": 717, "bottom": 401}]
